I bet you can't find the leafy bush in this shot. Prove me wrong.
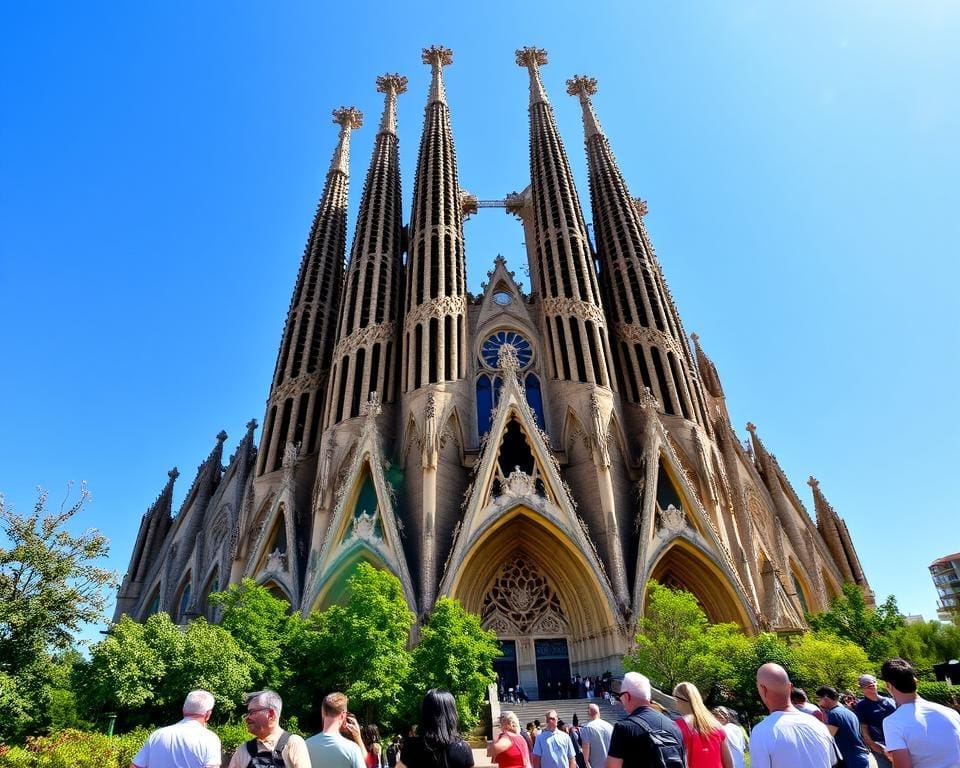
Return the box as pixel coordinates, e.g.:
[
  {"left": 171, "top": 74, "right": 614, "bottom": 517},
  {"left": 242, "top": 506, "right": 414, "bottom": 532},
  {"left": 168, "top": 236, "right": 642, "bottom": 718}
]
[
  {"left": 917, "top": 681, "right": 960, "bottom": 711},
  {"left": 0, "top": 728, "right": 150, "bottom": 768}
]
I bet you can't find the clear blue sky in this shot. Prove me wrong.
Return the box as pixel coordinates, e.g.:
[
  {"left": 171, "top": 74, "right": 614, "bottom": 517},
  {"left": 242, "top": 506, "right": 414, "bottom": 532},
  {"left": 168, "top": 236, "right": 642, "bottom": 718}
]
[{"left": 2, "top": 2, "right": 958, "bottom": 637}]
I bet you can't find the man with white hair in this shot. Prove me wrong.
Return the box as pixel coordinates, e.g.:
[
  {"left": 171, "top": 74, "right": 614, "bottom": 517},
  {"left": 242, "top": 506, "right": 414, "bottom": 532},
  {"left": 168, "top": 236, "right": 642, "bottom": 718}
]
[
  {"left": 605, "top": 672, "right": 684, "bottom": 768},
  {"left": 579, "top": 703, "right": 612, "bottom": 768},
  {"left": 228, "top": 689, "right": 312, "bottom": 768},
  {"left": 130, "top": 689, "right": 222, "bottom": 768}
]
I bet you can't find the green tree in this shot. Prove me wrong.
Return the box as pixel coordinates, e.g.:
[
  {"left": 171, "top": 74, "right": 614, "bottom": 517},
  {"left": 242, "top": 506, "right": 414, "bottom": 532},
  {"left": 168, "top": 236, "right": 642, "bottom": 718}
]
[
  {"left": 288, "top": 563, "right": 414, "bottom": 730},
  {"left": 885, "top": 620, "right": 960, "bottom": 680},
  {"left": 724, "top": 632, "right": 797, "bottom": 723},
  {"left": 210, "top": 578, "right": 301, "bottom": 691},
  {"left": 410, "top": 597, "right": 501, "bottom": 730},
  {"left": 807, "top": 583, "right": 904, "bottom": 662},
  {"left": 791, "top": 631, "right": 872, "bottom": 691},
  {"left": 624, "top": 581, "right": 713, "bottom": 691},
  {"left": 0, "top": 485, "right": 116, "bottom": 742},
  {"left": 74, "top": 612, "right": 254, "bottom": 729}
]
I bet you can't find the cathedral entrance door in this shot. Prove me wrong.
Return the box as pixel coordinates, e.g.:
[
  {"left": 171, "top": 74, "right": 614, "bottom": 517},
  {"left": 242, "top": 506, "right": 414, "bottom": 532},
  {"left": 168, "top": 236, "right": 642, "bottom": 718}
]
[
  {"left": 493, "top": 639, "right": 519, "bottom": 696},
  {"left": 534, "top": 638, "right": 570, "bottom": 699}
]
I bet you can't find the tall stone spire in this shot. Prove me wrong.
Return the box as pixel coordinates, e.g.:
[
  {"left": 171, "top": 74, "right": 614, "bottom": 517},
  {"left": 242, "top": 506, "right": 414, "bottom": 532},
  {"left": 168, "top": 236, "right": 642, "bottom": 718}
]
[
  {"left": 808, "top": 476, "right": 868, "bottom": 588},
  {"left": 259, "top": 108, "right": 360, "bottom": 475},
  {"left": 517, "top": 49, "right": 612, "bottom": 389},
  {"left": 402, "top": 46, "right": 467, "bottom": 392},
  {"left": 324, "top": 76, "right": 406, "bottom": 428},
  {"left": 567, "top": 75, "right": 707, "bottom": 424}
]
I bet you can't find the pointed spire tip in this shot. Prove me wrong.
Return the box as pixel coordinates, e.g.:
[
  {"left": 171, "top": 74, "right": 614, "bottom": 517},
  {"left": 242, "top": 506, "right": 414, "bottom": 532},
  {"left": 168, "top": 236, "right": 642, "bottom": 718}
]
[
  {"left": 332, "top": 106, "right": 363, "bottom": 130},
  {"left": 422, "top": 45, "right": 453, "bottom": 67},
  {"left": 376, "top": 73, "right": 409, "bottom": 95},
  {"left": 516, "top": 47, "right": 548, "bottom": 67},
  {"left": 566, "top": 74, "right": 598, "bottom": 98}
]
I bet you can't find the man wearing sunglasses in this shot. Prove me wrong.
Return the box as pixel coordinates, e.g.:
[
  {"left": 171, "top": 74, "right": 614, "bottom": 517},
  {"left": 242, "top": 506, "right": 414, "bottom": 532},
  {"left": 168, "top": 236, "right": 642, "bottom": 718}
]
[
  {"left": 605, "top": 672, "right": 684, "bottom": 768},
  {"left": 229, "top": 690, "right": 312, "bottom": 768}
]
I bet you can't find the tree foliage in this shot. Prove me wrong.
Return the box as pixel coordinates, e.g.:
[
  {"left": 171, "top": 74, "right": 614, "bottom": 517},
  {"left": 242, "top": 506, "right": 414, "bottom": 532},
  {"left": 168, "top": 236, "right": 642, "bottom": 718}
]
[
  {"left": 410, "top": 597, "right": 501, "bottom": 730},
  {"left": 0, "top": 486, "right": 116, "bottom": 743},
  {"left": 74, "top": 613, "right": 253, "bottom": 729},
  {"left": 884, "top": 620, "right": 960, "bottom": 680},
  {"left": 791, "top": 631, "right": 872, "bottom": 691},
  {"left": 807, "top": 583, "right": 904, "bottom": 662},
  {"left": 287, "top": 563, "right": 414, "bottom": 730},
  {"left": 209, "top": 578, "right": 301, "bottom": 691}
]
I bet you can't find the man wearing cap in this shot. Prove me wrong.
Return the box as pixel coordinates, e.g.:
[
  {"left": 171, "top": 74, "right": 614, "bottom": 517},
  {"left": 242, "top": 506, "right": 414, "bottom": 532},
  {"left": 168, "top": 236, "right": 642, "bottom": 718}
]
[
  {"left": 605, "top": 672, "right": 685, "bottom": 768},
  {"left": 854, "top": 674, "right": 895, "bottom": 768},
  {"left": 879, "top": 657, "right": 960, "bottom": 768}
]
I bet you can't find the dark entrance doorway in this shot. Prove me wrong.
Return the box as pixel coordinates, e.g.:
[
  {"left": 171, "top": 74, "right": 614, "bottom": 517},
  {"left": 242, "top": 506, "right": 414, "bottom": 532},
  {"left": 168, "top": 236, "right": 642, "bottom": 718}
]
[
  {"left": 535, "top": 638, "right": 570, "bottom": 698},
  {"left": 493, "top": 639, "right": 518, "bottom": 695}
]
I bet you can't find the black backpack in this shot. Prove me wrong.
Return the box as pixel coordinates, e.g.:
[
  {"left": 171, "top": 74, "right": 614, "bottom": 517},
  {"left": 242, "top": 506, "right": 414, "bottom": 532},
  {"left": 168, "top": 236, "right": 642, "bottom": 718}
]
[
  {"left": 627, "top": 714, "right": 684, "bottom": 768},
  {"left": 245, "top": 731, "right": 290, "bottom": 767}
]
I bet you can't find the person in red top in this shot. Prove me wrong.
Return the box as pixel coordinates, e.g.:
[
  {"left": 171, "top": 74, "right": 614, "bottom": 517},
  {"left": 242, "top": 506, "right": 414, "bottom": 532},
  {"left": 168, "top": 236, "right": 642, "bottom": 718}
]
[
  {"left": 672, "top": 682, "right": 734, "bottom": 768},
  {"left": 488, "top": 711, "right": 532, "bottom": 768}
]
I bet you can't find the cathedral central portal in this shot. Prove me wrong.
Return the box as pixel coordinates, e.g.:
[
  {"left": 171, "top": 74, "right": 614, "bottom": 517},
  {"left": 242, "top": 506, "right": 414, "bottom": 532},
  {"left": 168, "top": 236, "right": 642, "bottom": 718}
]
[{"left": 446, "top": 508, "right": 622, "bottom": 698}]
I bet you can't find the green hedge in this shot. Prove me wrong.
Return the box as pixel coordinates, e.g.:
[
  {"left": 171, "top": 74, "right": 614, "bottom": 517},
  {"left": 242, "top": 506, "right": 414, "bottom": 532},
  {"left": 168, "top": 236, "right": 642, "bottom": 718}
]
[
  {"left": 0, "top": 720, "right": 304, "bottom": 768},
  {"left": 0, "top": 728, "right": 150, "bottom": 768},
  {"left": 917, "top": 681, "right": 960, "bottom": 711}
]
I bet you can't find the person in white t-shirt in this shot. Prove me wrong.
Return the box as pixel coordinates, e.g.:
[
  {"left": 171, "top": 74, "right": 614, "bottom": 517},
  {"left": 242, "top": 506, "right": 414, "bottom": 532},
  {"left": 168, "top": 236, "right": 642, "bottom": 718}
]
[
  {"left": 879, "top": 657, "right": 960, "bottom": 768},
  {"left": 750, "top": 663, "right": 837, "bottom": 768},
  {"left": 130, "top": 689, "right": 222, "bottom": 768},
  {"left": 712, "top": 707, "right": 748, "bottom": 768}
]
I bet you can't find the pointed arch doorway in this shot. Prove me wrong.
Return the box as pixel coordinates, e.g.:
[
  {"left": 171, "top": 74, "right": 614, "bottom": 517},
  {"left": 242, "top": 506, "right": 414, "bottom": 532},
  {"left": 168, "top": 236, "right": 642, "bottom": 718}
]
[{"left": 445, "top": 507, "right": 622, "bottom": 699}]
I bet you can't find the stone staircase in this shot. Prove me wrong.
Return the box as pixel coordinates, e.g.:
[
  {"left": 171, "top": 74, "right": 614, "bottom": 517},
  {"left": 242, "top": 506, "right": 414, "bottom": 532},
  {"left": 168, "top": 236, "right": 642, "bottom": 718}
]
[{"left": 499, "top": 696, "right": 627, "bottom": 726}]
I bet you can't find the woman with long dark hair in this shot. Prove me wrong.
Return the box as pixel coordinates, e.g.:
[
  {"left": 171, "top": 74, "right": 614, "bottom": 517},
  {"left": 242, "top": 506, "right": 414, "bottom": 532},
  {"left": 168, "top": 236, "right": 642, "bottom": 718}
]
[{"left": 397, "top": 689, "right": 475, "bottom": 768}]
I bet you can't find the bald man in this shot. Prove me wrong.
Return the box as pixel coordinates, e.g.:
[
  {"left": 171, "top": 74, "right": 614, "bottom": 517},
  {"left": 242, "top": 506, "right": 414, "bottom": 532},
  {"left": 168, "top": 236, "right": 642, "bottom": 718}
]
[{"left": 750, "top": 663, "right": 837, "bottom": 767}]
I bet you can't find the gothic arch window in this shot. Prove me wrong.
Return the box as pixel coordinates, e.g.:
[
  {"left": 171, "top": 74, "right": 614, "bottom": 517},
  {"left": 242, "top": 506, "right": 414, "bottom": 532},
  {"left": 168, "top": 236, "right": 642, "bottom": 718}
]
[
  {"left": 792, "top": 571, "right": 811, "bottom": 615},
  {"left": 476, "top": 329, "right": 544, "bottom": 437},
  {"left": 201, "top": 569, "right": 220, "bottom": 621},
  {"left": 144, "top": 586, "right": 161, "bottom": 618},
  {"left": 481, "top": 551, "right": 567, "bottom": 634},
  {"left": 176, "top": 579, "right": 192, "bottom": 624}
]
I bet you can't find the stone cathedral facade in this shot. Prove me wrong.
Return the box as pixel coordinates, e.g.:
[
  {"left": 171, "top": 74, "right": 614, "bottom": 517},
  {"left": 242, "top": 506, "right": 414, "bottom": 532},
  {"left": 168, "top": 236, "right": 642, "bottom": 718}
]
[{"left": 116, "top": 47, "right": 872, "bottom": 695}]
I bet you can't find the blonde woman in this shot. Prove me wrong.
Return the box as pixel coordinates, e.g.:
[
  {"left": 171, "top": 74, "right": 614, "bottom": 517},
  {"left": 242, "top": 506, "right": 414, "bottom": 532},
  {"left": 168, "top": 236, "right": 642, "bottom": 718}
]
[
  {"left": 672, "top": 682, "right": 733, "bottom": 768},
  {"left": 487, "top": 711, "right": 532, "bottom": 768}
]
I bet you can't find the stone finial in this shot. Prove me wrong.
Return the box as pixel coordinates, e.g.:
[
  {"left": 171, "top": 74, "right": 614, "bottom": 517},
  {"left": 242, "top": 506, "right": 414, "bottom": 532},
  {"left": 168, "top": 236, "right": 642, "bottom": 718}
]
[
  {"left": 423, "top": 45, "right": 453, "bottom": 105},
  {"left": 516, "top": 47, "right": 549, "bottom": 105},
  {"left": 216, "top": 430, "right": 228, "bottom": 444},
  {"left": 329, "top": 107, "right": 363, "bottom": 175},
  {"left": 745, "top": 421, "right": 757, "bottom": 434},
  {"left": 375, "top": 74, "right": 408, "bottom": 135},
  {"left": 168, "top": 467, "right": 180, "bottom": 481},
  {"left": 333, "top": 106, "right": 364, "bottom": 131},
  {"left": 246, "top": 418, "right": 259, "bottom": 432},
  {"left": 807, "top": 476, "right": 820, "bottom": 490},
  {"left": 566, "top": 74, "right": 597, "bottom": 98},
  {"left": 566, "top": 75, "right": 602, "bottom": 138},
  {"left": 361, "top": 390, "right": 382, "bottom": 419},
  {"left": 633, "top": 198, "right": 649, "bottom": 218}
]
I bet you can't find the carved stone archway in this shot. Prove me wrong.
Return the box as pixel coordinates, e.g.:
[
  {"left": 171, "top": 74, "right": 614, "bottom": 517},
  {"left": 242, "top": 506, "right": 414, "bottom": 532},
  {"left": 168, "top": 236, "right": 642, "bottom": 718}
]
[
  {"left": 446, "top": 507, "right": 626, "bottom": 692},
  {"left": 648, "top": 539, "right": 755, "bottom": 628}
]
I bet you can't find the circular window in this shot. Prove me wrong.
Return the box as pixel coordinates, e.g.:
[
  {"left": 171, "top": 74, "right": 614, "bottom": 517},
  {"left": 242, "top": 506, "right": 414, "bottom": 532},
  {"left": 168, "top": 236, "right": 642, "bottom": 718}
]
[
  {"left": 481, "top": 330, "right": 533, "bottom": 369},
  {"left": 493, "top": 291, "right": 513, "bottom": 306}
]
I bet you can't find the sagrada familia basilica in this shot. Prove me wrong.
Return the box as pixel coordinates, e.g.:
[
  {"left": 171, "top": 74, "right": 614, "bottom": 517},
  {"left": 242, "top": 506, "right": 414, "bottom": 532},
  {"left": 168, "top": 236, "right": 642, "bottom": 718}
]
[{"left": 116, "top": 46, "right": 872, "bottom": 695}]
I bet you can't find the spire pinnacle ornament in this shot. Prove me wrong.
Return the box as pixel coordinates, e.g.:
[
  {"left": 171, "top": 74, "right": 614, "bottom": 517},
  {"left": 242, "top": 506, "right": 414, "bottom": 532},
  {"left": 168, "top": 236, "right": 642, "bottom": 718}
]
[
  {"left": 422, "top": 45, "right": 453, "bottom": 105},
  {"left": 566, "top": 75, "right": 602, "bottom": 138},
  {"left": 329, "top": 107, "right": 363, "bottom": 176},
  {"left": 516, "top": 46, "right": 549, "bottom": 105},
  {"left": 375, "top": 74, "right": 408, "bottom": 135}
]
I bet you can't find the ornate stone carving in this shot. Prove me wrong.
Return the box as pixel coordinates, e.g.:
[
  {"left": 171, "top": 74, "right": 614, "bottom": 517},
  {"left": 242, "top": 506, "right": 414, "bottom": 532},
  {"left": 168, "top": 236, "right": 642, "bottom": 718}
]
[
  {"left": 658, "top": 503, "right": 686, "bottom": 535},
  {"left": 481, "top": 551, "right": 567, "bottom": 634},
  {"left": 351, "top": 510, "right": 379, "bottom": 541},
  {"left": 403, "top": 296, "right": 467, "bottom": 329},
  {"left": 265, "top": 547, "right": 287, "bottom": 572},
  {"left": 540, "top": 297, "right": 605, "bottom": 326},
  {"left": 333, "top": 321, "right": 396, "bottom": 361}
]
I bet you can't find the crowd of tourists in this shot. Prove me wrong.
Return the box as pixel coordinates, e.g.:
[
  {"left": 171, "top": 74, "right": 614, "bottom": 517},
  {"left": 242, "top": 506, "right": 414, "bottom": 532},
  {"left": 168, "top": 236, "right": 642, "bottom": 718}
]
[{"left": 127, "top": 657, "right": 959, "bottom": 768}]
